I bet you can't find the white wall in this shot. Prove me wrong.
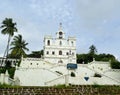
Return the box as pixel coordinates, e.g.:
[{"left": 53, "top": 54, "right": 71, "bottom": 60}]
[{"left": 14, "top": 60, "right": 120, "bottom": 86}]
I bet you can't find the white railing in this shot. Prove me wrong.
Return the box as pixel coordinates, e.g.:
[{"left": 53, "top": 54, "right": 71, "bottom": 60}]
[
  {"left": 86, "top": 66, "right": 120, "bottom": 84},
  {"left": 103, "top": 69, "right": 120, "bottom": 73},
  {"left": 44, "top": 74, "right": 68, "bottom": 85},
  {"left": 8, "top": 78, "right": 15, "bottom": 85}
]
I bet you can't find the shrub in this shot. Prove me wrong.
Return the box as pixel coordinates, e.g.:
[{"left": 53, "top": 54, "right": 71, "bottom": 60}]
[
  {"left": 8, "top": 67, "right": 16, "bottom": 79},
  {"left": 0, "top": 67, "right": 6, "bottom": 74},
  {"left": 110, "top": 60, "right": 120, "bottom": 69}
]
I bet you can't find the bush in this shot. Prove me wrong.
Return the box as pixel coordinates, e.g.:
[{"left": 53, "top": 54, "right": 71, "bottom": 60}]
[
  {"left": 111, "top": 60, "right": 120, "bottom": 69},
  {"left": 0, "top": 67, "right": 6, "bottom": 74},
  {"left": 8, "top": 67, "right": 16, "bottom": 79}
]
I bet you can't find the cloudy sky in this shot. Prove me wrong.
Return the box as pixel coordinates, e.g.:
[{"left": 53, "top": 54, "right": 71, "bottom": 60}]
[{"left": 0, "top": 0, "right": 120, "bottom": 60}]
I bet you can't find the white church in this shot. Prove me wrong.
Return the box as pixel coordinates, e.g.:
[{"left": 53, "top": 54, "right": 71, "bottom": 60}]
[
  {"left": 44, "top": 23, "right": 76, "bottom": 64},
  {"left": 0, "top": 24, "right": 120, "bottom": 86}
]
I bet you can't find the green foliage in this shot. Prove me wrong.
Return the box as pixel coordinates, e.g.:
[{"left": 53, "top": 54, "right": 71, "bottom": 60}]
[
  {"left": 27, "top": 50, "right": 43, "bottom": 58},
  {"left": 0, "top": 18, "right": 17, "bottom": 58},
  {"left": 77, "top": 54, "right": 93, "bottom": 64},
  {"left": 0, "top": 18, "right": 17, "bottom": 36},
  {"left": 54, "top": 84, "right": 70, "bottom": 88},
  {"left": 0, "top": 83, "right": 20, "bottom": 88},
  {"left": 5, "top": 60, "right": 12, "bottom": 68},
  {"left": 8, "top": 67, "right": 16, "bottom": 79},
  {"left": 17, "top": 60, "right": 21, "bottom": 67},
  {"left": 77, "top": 53, "right": 116, "bottom": 64},
  {"left": 110, "top": 60, "right": 120, "bottom": 69},
  {"left": 77, "top": 44, "right": 117, "bottom": 64},
  {"left": 0, "top": 67, "right": 15, "bottom": 79},
  {"left": 0, "top": 67, "right": 6, "bottom": 74},
  {"left": 95, "top": 53, "right": 115, "bottom": 62},
  {"left": 10, "top": 34, "right": 29, "bottom": 58},
  {"left": 89, "top": 45, "right": 97, "bottom": 55},
  {"left": 92, "top": 83, "right": 101, "bottom": 88},
  {"left": 0, "top": 83, "right": 12, "bottom": 88}
]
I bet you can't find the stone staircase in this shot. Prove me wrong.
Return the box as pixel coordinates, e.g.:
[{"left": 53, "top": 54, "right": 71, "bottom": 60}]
[{"left": 0, "top": 85, "right": 120, "bottom": 95}]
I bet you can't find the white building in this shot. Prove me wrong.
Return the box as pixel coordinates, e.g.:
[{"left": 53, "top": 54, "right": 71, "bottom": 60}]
[{"left": 44, "top": 23, "right": 76, "bottom": 64}]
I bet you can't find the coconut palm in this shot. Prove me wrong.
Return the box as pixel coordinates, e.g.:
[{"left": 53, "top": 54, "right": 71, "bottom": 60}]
[
  {"left": 0, "top": 18, "right": 17, "bottom": 58},
  {"left": 10, "top": 34, "right": 29, "bottom": 58}
]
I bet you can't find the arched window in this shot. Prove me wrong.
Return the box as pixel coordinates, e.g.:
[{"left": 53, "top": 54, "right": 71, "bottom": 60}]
[
  {"left": 59, "top": 32, "right": 63, "bottom": 39},
  {"left": 52, "top": 51, "right": 55, "bottom": 55},
  {"left": 46, "top": 51, "right": 49, "bottom": 54},
  {"left": 72, "top": 52, "right": 74, "bottom": 55},
  {"left": 66, "top": 52, "right": 69, "bottom": 55},
  {"left": 47, "top": 40, "right": 50, "bottom": 45},
  {"left": 59, "top": 41, "right": 62, "bottom": 46},
  {"left": 71, "top": 41, "right": 74, "bottom": 46},
  {"left": 59, "top": 50, "right": 62, "bottom": 55}
]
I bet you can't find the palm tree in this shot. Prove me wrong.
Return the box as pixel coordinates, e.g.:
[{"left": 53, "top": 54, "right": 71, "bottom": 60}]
[
  {"left": 10, "top": 34, "right": 29, "bottom": 58},
  {"left": 88, "top": 45, "right": 97, "bottom": 61},
  {"left": 0, "top": 18, "right": 17, "bottom": 58}
]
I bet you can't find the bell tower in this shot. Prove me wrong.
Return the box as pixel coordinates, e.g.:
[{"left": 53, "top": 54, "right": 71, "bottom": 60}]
[
  {"left": 44, "top": 23, "right": 76, "bottom": 64},
  {"left": 56, "top": 23, "right": 65, "bottom": 39}
]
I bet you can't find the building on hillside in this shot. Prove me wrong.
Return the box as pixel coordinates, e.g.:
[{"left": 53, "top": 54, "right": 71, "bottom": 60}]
[{"left": 44, "top": 23, "right": 76, "bottom": 64}]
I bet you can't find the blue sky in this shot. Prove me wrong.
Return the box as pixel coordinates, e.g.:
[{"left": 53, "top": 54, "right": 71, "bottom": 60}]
[{"left": 0, "top": 0, "right": 120, "bottom": 60}]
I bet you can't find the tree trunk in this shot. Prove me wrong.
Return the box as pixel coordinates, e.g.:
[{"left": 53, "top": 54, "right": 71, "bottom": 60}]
[
  {"left": 1, "top": 35, "right": 11, "bottom": 67},
  {"left": 6, "top": 35, "right": 11, "bottom": 58}
]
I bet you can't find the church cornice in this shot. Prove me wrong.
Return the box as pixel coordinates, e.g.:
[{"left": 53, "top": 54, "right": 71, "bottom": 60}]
[{"left": 44, "top": 46, "right": 76, "bottom": 50}]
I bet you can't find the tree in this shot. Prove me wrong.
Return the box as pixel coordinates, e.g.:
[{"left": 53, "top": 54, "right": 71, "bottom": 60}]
[
  {"left": 0, "top": 18, "right": 17, "bottom": 58},
  {"left": 77, "top": 54, "right": 93, "bottom": 64},
  {"left": 88, "top": 45, "right": 97, "bottom": 61},
  {"left": 1, "top": 18, "right": 17, "bottom": 57},
  {"left": 27, "top": 50, "right": 43, "bottom": 58},
  {"left": 10, "top": 34, "right": 29, "bottom": 58},
  {"left": 95, "top": 53, "right": 115, "bottom": 62},
  {"left": 110, "top": 60, "right": 120, "bottom": 69},
  {"left": 89, "top": 45, "right": 97, "bottom": 55}
]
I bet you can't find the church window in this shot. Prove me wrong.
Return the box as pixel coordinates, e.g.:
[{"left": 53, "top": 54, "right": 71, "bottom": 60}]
[
  {"left": 59, "top": 50, "right": 62, "bottom": 55},
  {"left": 66, "top": 52, "right": 69, "bottom": 55},
  {"left": 59, "top": 41, "right": 62, "bottom": 46},
  {"left": 59, "top": 32, "right": 63, "bottom": 39},
  {"left": 47, "top": 40, "right": 50, "bottom": 46},
  {"left": 46, "top": 51, "right": 49, "bottom": 54},
  {"left": 72, "top": 52, "right": 74, "bottom": 55},
  {"left": 71, "top": 41, "right": 74, "bottom": 46},
  {"left": 52, "top": 51, "right": 55, "bottom": 55}
]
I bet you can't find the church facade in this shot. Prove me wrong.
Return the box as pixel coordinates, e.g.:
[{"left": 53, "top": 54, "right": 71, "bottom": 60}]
[{"left": 44, "top": 23, "right": 76, "bottom": 64}]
